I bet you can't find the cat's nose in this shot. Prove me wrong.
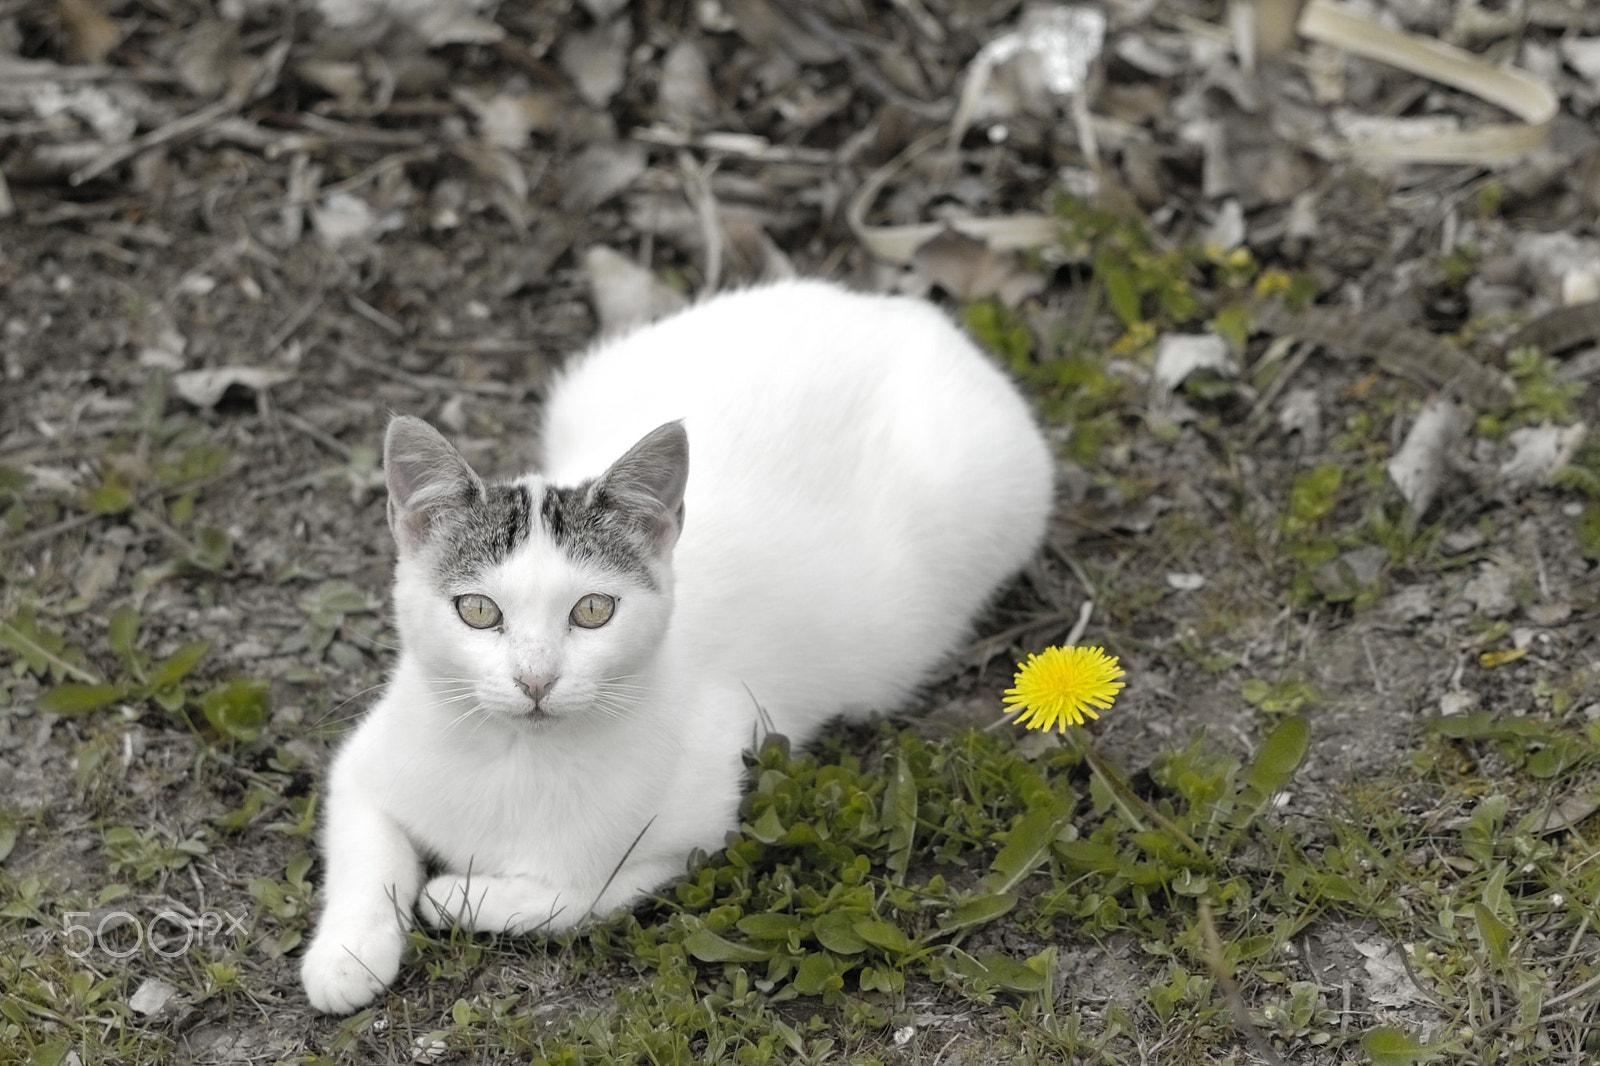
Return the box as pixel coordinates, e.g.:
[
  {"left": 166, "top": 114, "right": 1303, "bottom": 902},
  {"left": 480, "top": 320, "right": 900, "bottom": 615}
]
[{"left": 516, "top": 674, "right": 557, "bottom": 704}]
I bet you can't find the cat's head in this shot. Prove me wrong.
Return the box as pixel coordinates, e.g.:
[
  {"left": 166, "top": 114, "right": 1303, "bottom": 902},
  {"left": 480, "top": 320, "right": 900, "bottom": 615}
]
[{"left": 382, "top": 415, "right": 688, "bottom": 728}]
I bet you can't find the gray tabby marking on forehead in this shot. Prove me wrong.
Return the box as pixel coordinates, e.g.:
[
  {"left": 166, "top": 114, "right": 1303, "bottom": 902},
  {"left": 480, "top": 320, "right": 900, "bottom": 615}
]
[
  {"left": 431, "top": 482, "right": 534, "bottom": 581},
  {"left": 540, "top": 482, "right": 658, "bottom": 587}
]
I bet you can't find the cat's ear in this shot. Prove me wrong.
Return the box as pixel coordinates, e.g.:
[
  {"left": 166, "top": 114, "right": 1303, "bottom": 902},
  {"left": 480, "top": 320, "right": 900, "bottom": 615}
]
[
  {"left": 384, "top": 415, "right": 484, "bottom": 553},
  {"left": 592, "top": 421, "right": 689, "bottom": 555}
]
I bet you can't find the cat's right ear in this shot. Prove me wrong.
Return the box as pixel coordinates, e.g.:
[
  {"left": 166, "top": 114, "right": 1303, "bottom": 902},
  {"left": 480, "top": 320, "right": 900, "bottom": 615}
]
[{"left": 384, "top": 416, "right": 484, "bottom": 553}]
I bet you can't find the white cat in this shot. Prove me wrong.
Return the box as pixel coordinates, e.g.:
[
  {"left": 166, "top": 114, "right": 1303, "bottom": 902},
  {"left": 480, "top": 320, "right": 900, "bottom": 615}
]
[{"left": 300, "top": 279, "right": 1054, "bottom": 1014}]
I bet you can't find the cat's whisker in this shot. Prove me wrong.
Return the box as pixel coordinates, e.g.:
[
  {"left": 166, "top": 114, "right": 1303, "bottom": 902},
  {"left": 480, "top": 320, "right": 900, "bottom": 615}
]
[
  {"left": 441, "top": 705, "right": 485, "bottom": 736},
  {"left": 310, "top": 682, "right": 391, "bottom": 728}
]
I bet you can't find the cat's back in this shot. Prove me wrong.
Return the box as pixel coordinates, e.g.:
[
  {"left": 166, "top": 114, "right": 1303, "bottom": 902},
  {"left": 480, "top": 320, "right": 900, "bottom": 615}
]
[{"left": 540, "top": 279, "right": 1054, "bottom": 728}]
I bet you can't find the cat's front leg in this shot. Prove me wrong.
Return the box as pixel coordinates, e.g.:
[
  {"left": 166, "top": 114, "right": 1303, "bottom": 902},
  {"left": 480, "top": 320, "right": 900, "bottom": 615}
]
[
  {"left": 301, "top": 787, "right": 424, "bottom": 1014},
  {"left": 419, "top": 858, "right": 687, "bottom": 935}
]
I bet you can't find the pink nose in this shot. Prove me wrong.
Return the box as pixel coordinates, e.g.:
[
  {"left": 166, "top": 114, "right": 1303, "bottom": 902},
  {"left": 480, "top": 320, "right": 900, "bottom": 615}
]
[{"left": 517, "top": 674, "right": 557, "bottom": 704}]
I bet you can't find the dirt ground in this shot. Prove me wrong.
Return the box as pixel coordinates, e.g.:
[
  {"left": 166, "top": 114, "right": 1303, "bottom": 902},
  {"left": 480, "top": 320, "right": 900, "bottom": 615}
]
[{"left": 5, "top": 0, "right": 1600, "bottom": 1062}]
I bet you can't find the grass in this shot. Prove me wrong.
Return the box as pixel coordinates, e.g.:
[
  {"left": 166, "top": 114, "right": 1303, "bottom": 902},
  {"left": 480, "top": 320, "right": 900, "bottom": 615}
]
[{"left": 4, "top": 218, "right": 1600, "bottom": 1063}]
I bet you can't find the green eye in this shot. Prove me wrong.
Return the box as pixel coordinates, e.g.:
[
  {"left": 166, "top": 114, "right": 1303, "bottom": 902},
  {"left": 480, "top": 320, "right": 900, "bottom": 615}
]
[
  {"left": 455, "top": 593, "right": 502, "bottom": 629},
  {"left": 569, "top": 593, "right": 615, "bottom": 629}
]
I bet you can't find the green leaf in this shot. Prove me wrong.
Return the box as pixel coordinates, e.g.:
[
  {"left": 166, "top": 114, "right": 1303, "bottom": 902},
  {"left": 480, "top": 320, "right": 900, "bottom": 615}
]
[
  {"left": 938, "top": 892, "right": 1017, "bottom": 935},
  {"left": 985, "top": 808, "right": 1068, "bottom": 894},
  {"left": 84, "top": 470, "right": 132, "bottom": 514},
  {"left": 37, "top": 682, "right": 125, "bottom": 714},
  {"left": 108, "top": 605, "right": 142, "bottom": 676},
  {"left": 979, "top": 951, "right": 1046, "bottom": 993},
  {"left": 1234, "top": 714, "right": 1310, "bottom": 827},
  {"left": 1362, "top": 1025, "right": 1434, "bottom": 1065},
  {"left": 851, "top": 919, "right": 914, "bottom": 955},
  {"left": 736, "top": 913, "right": 802, "bottom": 942},
  {"left": 791, "top": 951, "right": 845, "bottom": 998},
  {"left": 811, "top": 911, "right": 868, "bottom": 955},
  {"left": 684, "top": 928, "right": 774, "bottom": 964},
  {"left": 0, "top": 608, "right": 101, "bottom": 684},
  {"left": 1101, "top": 261, "right": 1141, "bottom": 327},
  {"left": 286, "top": 852, "right": 314, "bottom": 888},
  {"left": 0, "top": 809, "right": 18, "bottom": 865},
  {"left": 148, "top": 640, "right": 210, "bottom": 691},
  {"left": 1473, "top": 901, "right": 1512, "bottom": 973},
  {"left": 1052, "top": 839, "right": 1123, "bottom": 873},
  {"left": 191, "top": 525, "right": 231, "bottom": 570},
  {"left": 747, "top": 805, "right": 785, "bottom": 844},
  {"left": 1212, "top": 304, "right": 1251, "bottom": 353},
  {"left": 201, "top": 679, "right": 271, "bottom": 743},
  {"left": 882, "top": 752, "right": 917, "bottom": 884},
  {"left": 949, "top": 949, "right": 1047, "bottom": 994}
]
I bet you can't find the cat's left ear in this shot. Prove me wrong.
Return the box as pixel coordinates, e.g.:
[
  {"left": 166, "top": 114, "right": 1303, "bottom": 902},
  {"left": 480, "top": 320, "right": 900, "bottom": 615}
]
[{"left": 592, "top": 421, "right": 689, "bottom": 555}]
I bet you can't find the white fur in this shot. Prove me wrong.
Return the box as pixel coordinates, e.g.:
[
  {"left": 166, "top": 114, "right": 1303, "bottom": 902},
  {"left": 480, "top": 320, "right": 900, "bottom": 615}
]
[{"left": 301, "top": 280, "right": 1054, "bottom": 1013}]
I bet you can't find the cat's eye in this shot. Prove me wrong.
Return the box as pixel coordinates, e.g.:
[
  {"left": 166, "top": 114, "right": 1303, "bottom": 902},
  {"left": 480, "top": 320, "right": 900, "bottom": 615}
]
[
  {"left": 570, "top": 593, "right": 615, "bottom": 629},
  {"left": 455, "top": 593, "right": 502, "bottom": 629}
]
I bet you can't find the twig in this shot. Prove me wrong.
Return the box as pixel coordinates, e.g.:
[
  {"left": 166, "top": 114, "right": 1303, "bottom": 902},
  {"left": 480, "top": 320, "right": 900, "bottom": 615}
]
[
  {"left": 335, "top": 347, "right": 529, "bottom": 398},
  {"left": 346, "top": 294, "right": 406, "bottom": 338},
  {"left": 1246, "top": 339, "right": 1315, "bottom": 433},
  {"left": 71, "top": 94, "right": 243, "bottom": 186},
  {"left": 263, "top": 293, "right": 324, "bottom": 358},
  {"left": 277, "top": 410, "right": 352, "bottom": 460},
  {"left": 632, "top": 126, "right": 834, "bottom": 166},
  {"left": 1199, "top": 901, "right": 1290, "bottom": 1066},
  {"left": 948, "top": 608, "right": 1080, "bottom": 683},
  {"left": 1082, "top": 745, "right": 1210, "bottom": 863},
  {"left": 1063, "top": 598, "right": 1094, "bottom": 646},
  {"left": 677, "top": 150, "right": 723, "bottom": 294},
  {"left": 1394, "top": 938, "right": 1451, "bottom": 1012}
]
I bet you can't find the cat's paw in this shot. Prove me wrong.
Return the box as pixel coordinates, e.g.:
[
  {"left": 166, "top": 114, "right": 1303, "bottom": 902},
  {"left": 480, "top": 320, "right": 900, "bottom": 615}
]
[{"left": 301, "top": 924, "right": 404, "bottom": 1015}]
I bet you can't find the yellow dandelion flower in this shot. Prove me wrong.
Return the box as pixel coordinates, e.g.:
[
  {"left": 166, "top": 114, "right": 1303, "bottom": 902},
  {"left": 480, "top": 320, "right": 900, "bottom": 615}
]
[
  {"left": 1254, "top": 269, "right": 1293, "bottom": 298},
  {"left": 1003, "top": 645, "right": 1125, "bottom": 732}
]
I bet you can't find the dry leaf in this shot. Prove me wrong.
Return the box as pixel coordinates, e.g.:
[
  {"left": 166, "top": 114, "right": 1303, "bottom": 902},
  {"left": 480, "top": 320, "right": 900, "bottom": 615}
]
[
  {"left": 58, "top": 0, "right": 121, "bottom": 65},
  {"left": 582, "top": 246, "right": 686, "bottom": 336},
  {"left": 456, "top": 90, "right": 559, "bottom": 149},
  {"left": 173, "top": 367, "right": 294, "bottom": 408},
  {"left": 1152, "top": 333, "right": 1235, "bottom": 392},
  {"left": 848, "top": 134, "right": 1062, "bottom": 264},
  {"left": 173, "top": 21, "right": 243, "bottom": 99},
  {"left": 561, "top": 143, "right": 648, "bottom": 211},
  {"left": 1354, "top": 941, "right": 1432, "bottom": 1009},
  {"left": 560, "top": 21, "right": 630, "bottom": 108},
  {"left": 658, "top": 40, "right": 717, "bottom": 128},
  {"left": 1498, "top": 422, "right": 1587, "bottom": 491},
  {"left": 128, "top": 978, "right": 179, "bottom": 1017},
  {"left": 1297, "top": 0, "right": 1557, "bottom": 163},
  {"left": 909, "top": 230, "right": 1047, "bottom": 307},
  {"left": 1387, "top": 397, "right": 1467, "bottom": 518},
  {"left": 1459, "top": 562, "right": 1517, "bottom": 618},
  {"left": 950, "top": 4, "right": 1107, "bottom": 145}
]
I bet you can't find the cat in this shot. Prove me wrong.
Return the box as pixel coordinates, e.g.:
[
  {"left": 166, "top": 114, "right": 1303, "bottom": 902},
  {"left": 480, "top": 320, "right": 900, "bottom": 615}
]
[{"left": 300, "top": 279, "right": 1055, "bottom": 1014}]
